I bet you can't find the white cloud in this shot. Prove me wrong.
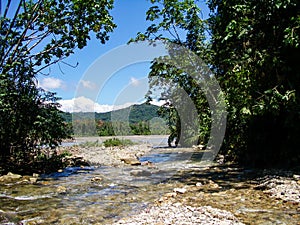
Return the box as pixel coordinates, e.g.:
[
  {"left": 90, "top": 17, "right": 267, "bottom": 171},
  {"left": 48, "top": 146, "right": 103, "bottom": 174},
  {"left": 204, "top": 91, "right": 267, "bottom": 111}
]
[
  {"left": 38, "top": 77, "right": 64, "bottom": 90},
  {"left": 80, "top": 80, "right": 96, "bottom": 90},
  {"left": 130, "top": 77, "right": 140, "bottom": 86},
  {"left": 58, "top": 96, "right": 136, "bottom": 113},
  {"left": 150, "top": 99, "right": 167, "bottom": 106}
]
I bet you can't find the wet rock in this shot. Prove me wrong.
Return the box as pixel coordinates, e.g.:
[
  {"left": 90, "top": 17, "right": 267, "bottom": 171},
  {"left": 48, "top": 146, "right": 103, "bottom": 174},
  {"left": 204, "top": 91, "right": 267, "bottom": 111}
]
[
  {"left": 130, "top": 170, "right": 152, "bottom": 177},
  {"left": 120, "top": 158, "right": 141, "bottom": 166}
]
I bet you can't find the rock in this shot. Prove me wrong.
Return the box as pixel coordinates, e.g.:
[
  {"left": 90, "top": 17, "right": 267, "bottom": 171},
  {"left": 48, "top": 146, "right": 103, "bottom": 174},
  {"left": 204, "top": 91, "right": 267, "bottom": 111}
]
[
  {"left": 173, "top": 187, "right": 187, "bottom": 194},
  {"left": 120, "top": 158, "right": 141, "bottom": 166},
  {"left": 91, "top": 176, "right": 103, "bottom": 182},
  {"left": 164, "top": 192, "right": 177, "bottom": 198},
  {"left": 141, "top": 160, "right": 154, "bottom": 167},
  {"left": 0, "top": 172, "right": 22, "bottom": 182},
  {"left": 62, "top": 155, "right": 90, "bottom": 167},
  {"left": 7, "top": 172, "right": 22, "bottom": 179},
  {"left": 216, "top": 154, "right": 225, "bottom": 164},
  {"left": 32, "top": 173, "right": 40, "bottom": 178},
  {"left": 29, "top": 177, "right": 38, "bottom": 183},
  {"left": 209, "top": 180, "right": 220, "bottom": 189},
  {"left": 115, "top": 203, "right": 244, "bottom": 225},
  {"left": 293, "top": 174, "right": 300, "bottom": 180},
  {"left": 130, "top": 170, "right": 152, "bottom": 177},
  {"left": 196, "top": 182, "right": 203, "bottom": 187},
  {"left": 56, "top": 186, "right": 67, "bottom": 194},
  {"left": 193, "top": 144, "right": 206, "bottom": 150}
]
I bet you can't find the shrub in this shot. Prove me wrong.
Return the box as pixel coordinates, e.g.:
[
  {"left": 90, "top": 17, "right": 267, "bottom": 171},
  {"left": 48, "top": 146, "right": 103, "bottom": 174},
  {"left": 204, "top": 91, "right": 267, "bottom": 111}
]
[{"left": 103, "top": 138, "right": 134, "bottom": 147}]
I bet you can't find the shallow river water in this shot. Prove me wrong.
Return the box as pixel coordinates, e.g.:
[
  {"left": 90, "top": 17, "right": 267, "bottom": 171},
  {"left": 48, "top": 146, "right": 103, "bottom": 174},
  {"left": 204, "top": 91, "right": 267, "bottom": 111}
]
[{"left": 0, "top": 147, "right": 299, "bottom": 224}]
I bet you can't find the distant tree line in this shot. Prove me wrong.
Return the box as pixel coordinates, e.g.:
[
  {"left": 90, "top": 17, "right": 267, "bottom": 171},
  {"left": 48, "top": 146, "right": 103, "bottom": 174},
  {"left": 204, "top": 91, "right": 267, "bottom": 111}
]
[
  {"left": 70, "top": 119, "right": 169, "bottom": 137},
  {"left": 63, "top": 103, "right": 169, "bottom": 136}
]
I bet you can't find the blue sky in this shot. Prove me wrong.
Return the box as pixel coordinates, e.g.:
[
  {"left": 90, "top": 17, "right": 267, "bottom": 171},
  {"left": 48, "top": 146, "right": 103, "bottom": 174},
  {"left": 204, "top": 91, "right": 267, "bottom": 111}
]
[{"left": 37, "top": 0, "right": 209, "bottom": 112}]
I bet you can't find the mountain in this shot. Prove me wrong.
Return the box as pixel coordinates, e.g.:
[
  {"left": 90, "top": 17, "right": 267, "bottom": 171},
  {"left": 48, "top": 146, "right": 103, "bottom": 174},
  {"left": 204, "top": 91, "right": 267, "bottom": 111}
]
[{"left": 61, "top": 103, "right": 160, "bottom": 123}]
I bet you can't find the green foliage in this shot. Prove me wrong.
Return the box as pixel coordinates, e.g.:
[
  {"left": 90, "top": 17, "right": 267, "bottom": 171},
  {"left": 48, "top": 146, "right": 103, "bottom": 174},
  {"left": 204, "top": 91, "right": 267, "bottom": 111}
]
[
  {"left": 208, "top": 0, "right": 300, "bottom": 166},
  {"left": 134, "top": 0, "right": 210, "bottom": 147},
  {"left": 130, "top": 121, "right": 151, "bottom": 135},
  {"left": 65, "top": 103, "right": 169, "bottom": 136},
  {"left": 97, "top": 120, "right": 115, "bottom": 136},
  {"left": 103, "top": 138, "right": 134, "bottom": 147},
  {"left": 139, "top": 0, "right": 300, "bottom": 167},
  {"left": 0, "top": 0, "right": 115, "bottom": 172}
]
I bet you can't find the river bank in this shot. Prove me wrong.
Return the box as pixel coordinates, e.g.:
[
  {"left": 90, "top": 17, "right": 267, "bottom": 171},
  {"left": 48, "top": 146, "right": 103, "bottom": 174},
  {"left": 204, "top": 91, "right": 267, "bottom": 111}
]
[{"left": 0, "top": 142, "right": 299, "bottom": 224}]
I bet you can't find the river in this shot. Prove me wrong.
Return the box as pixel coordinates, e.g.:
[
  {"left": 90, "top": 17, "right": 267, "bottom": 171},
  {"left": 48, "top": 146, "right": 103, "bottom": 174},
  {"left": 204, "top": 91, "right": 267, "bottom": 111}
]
[{"left": 0, "top": 137, "right": 299, "bottom": 224}]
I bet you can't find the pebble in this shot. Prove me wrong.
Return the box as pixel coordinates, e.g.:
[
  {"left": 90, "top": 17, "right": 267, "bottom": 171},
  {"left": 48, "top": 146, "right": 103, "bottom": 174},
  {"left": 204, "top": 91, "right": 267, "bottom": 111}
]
[
  {"left": 113, "top": 203, "right": 244, "bottom": 225},
  {"left": 255, "top": 175, "right": 300, "bottom": 203}
]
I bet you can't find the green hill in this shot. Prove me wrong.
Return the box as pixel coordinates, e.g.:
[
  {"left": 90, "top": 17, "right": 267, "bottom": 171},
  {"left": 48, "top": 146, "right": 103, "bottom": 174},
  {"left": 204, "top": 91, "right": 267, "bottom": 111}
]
[{"left": 61, "top": 103, "right": 160, "bottom": 123}]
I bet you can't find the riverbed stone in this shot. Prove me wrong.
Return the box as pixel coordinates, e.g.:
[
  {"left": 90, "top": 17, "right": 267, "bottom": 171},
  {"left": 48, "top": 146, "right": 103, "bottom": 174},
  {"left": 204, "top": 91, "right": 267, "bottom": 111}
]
[
  {"left": 293, "top": 174, "right": 300, "bottom": 180},
  {"left": 91, "top": 176, "right": 103, "bottom": 182},
  {"left": 114, "top": 202, "right": 244, "bottom": 225},
  {"left": 29, "top": 177, "right": 38, "bottom": 183},
  {"left": 56, "top": 186, "right": 67, "bottom": 194},
  {"left": 0, "top": 172, "right": 22, "bottom": 182},
  {"left": 120, "top": 158, "right": 141, "bottom": 166}
]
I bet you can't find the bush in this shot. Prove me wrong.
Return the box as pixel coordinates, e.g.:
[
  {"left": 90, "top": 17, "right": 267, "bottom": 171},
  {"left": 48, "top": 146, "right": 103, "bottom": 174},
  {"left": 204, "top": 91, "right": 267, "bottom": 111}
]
[{"left": 103, "top": 138, "right": 134, "bottom": 147}]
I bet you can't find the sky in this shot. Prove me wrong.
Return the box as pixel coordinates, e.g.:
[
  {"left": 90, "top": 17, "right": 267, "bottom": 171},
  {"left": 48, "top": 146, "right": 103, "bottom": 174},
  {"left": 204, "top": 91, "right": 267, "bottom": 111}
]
[{"left": 36, "top": 0, "right": 210, "bottom": 113}]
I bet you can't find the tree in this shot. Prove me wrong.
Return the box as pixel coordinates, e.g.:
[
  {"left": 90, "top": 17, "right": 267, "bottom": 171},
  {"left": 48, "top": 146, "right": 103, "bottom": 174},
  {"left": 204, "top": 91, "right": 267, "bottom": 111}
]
[
  {"left": 139, "top": 0, "right": 299, "bottom": 167},
  {"left": 0, "top": 0, "right": 116, "bottom": 170},
  {"left": 208, "top": 0, "right": 300, "bottom": 166},
  {"left": 133, "top": 0, "right": 211, "bottom": 147}
]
